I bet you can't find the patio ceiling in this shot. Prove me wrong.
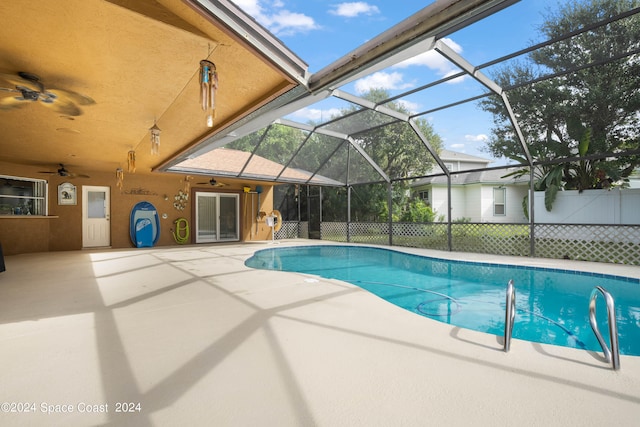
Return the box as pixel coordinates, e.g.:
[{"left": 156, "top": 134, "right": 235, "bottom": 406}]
[
  {"left": 0, "top": 0, "right": 306, "bottom": 179},
  {"left": 165, "top": 1, "right": 640, "bottom": 188}
]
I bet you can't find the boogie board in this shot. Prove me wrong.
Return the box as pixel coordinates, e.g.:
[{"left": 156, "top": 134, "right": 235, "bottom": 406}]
[{"left": 130, "top": 201, "right": 160, "bottom": 247}]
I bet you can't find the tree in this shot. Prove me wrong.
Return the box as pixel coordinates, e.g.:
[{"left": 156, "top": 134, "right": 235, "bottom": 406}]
[
  {"left": 481, "top": 0, "right": 640, "bottom": 209},
  {"left": 232, "top": 88, "right": 443, "bottom": 222},
  {"left": 329, "top": 88, "right": 443, "bottom": 221}
]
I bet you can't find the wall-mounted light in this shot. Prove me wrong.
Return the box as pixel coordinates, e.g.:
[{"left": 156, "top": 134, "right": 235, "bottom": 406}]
[
  {"left": 150, "top": 123, "right": 161, "bottom": 155},
  {"left": 199, "top": 60, "right": 218, "bottom": 128}
]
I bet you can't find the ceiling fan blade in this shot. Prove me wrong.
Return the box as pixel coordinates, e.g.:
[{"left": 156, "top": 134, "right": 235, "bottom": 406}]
[
  {"left": 47, "top": 88, "right": 95, "bottom": 106},
  {"left": 0, "top": 96, "right": 27, "bottom": 111},
  {"left": 0, "top": 87, "right": 20, "bottom": 94},
  {"left": 0, "top": 72, "right": 41, "bottom": 92},
  {"left": 40, "top": 97, "right": 83, "bottom": 116}
]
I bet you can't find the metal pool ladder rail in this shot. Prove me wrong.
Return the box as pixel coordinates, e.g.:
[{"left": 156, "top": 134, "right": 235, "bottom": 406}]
[
  {"left": 503, "top": 279, "right": 515, "bottom": 352},
  {"left": 589, "top": 286, "right": 620, "bottom": 370}
]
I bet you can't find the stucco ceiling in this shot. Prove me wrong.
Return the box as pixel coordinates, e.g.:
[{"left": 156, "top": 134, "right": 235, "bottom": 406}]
[{"left": 0, "top": 0, "right": 304, "bottom": 178}]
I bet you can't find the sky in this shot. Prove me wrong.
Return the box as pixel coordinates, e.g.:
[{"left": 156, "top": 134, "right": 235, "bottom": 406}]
[{"left": 232, "top": 0, "right": 562, "bottom": 164}]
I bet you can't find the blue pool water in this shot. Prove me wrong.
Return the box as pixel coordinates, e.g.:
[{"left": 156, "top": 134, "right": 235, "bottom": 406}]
[{"left": 245, "top": 245, "right": 640, "bottom": 355}]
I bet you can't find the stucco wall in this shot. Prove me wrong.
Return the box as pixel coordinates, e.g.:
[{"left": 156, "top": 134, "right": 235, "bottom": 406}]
[{"left": 0, "top": 161, "right": 274, "bottom": 255}]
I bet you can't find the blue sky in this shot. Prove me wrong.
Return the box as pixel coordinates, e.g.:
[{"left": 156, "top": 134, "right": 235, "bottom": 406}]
[{"left": 233, "top": 0, "right": 561, "bottom": 163}]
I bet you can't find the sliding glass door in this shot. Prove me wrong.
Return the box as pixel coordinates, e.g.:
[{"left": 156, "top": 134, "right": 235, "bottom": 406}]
[{"left": 195, "top": 192, "right": 239, "bottom": 243}]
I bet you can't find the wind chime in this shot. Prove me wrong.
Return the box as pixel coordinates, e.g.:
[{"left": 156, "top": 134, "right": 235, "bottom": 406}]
[
  {"left": 127, "top": 150, "right": 136, "bottom": 173},
  {"left": 199, "top": 59, "right": 218, "bottom": 127},
  {"left": 116, "top": 168, "right": 124, "bottom": 191},
  {"left": 150, "top": 122, "right": 161, "bottom": 155}
]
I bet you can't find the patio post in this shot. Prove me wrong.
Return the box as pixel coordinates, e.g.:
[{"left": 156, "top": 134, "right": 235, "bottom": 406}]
[
  {"left": 388, "top": 182, "right": 393, "bottom": 246},
  {"left": 447, "top": 174, "right": 452, "bottom": 251},
  {"left": 529, "top": 172, "right": 536, "bottom": 257},
  {"left": 347, "top": 185, "right": 351, "bottom": 243}
]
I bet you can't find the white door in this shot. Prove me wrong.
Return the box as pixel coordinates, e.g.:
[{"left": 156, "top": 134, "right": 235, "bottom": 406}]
[
  {"left": 82, "top": 185, "right": 111, "bottom": 247},
  {"left": 195, "top": 192, "right": 239, "bottom": 243}
]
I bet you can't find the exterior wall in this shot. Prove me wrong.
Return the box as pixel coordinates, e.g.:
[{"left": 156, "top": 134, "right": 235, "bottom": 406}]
[
  {"left": 427, "top": 183, "right": 528, "bottom": 223},
  {"left": 450, "top": 186, "right": 468, "bottom": 221},
  {"left": 480, "top": 185, "right": 528, "bottom": 223},
  {"left": 533, "top": 188, "right": 640, "bottom": 225},
  {"left": 464, "top": 183, "right": 482, "bottom": 221},
  {"left": 0, "top": 161, "right": 275, "bottom": 255},
  {"left": 430, "top": 186, "right": 450, "bottom": 220}
]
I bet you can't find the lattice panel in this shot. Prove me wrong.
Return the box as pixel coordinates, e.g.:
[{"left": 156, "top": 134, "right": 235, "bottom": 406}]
[
  {"left": 321, "top": 222, "right": 348, "bottom": 242},
  {"left": 275, "top": 221, "right": 300, "bottom": 239},
  {"left": 285, "top": 220, "right": 640, "bottom": 265},
  {"left": 451, "top": 223, "right": 531, "bottom": 257},
  {"left": 349, "top": 222, "right": 390, "bottom": 245},
  {"left": 535, "top": 224, "right": 640, "bottom": 265},
  {"left": 391, "top": 223, "right": 449, "bottom": 250}
]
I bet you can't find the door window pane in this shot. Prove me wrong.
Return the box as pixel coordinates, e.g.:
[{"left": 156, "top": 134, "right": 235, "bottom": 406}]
[{"left": 88, "top": 191, "right": 106, "bottom": 218}]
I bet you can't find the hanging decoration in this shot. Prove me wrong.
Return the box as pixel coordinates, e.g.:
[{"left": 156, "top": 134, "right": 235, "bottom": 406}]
[
  {"left": 127, "top": 150, "right": 136, "bottom": 173},
  {"left": 150, "top": 123, "right": 161, "bottom": 155},
  {"left": 199, "top": 60, "right": 218, "bottom": 128},
  {"left": 173, "top": 190, "right": 188, "bottom": 211},
  {"left": 173, "top": 176, "right": 193, "bottom": 211},
  {"left": 116, "top": 168, "right": 124, "bottom": 191}
]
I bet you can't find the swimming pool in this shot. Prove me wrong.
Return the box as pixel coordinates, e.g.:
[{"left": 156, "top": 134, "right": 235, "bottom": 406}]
[{"left": 245, "top": 245, "right": 640, "bottom": 356}]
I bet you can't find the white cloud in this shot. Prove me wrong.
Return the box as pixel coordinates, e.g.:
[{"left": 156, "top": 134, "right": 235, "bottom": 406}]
[
  {"left": 329, "top": 2, "right": 380, "bottom": 18},
  {"left": 289, "top": 107, "right": 342, "bottom": 122},
  {"left": 396, "top": 99, "right": 420, "bottom": 114},
  {"left": 233, "top": 0, "right": 263, "bottom": 17},
  {"left": 233, "top": 0, "right": 319, "bottom": 36},
  {"left": 464, "top": 134, "right": 489, "bottom": 142},
  {"left": 267, "top": 11, "right": 319, "bottom": 36},
  {"left": 450, "top": 143, "right": 465, "bottom": 149},
  {"left": 354, "top": 71, "right": 413, "bottom": 94},
  {"left": 394, "top": 38, "right": 467, "bottom": 84}
]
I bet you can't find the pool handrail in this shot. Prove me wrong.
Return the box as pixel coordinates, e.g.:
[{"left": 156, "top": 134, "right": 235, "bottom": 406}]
[
  {"left": 503, "top": 279, "right": 515, "bottom": 352},
  {"left": 589, "top": 286, "right": 620, "bottom": 370}
]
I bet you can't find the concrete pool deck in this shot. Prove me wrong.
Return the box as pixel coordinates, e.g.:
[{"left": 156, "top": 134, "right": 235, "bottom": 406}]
[{"left": 1, "top": 240, "right": 639, "bottom": 426}]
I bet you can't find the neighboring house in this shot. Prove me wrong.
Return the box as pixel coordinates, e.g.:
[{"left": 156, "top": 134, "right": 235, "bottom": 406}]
[{"left": 411, "top": 150, "right": 529, "bottom": 223}]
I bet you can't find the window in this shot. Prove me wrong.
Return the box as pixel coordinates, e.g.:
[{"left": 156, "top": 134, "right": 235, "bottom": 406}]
[
  {"left": 0, "top": 175, "right": 48, "bottom": 216},
  {"left": 418, "top": 190, "right": 429, "bottom": 204},
  {"left": 493, "top": 187, "right": 505, "bottom": 216}
]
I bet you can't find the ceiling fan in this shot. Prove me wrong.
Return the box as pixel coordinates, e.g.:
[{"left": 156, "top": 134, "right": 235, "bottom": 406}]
[
  {"left": 197, "top": 177, "right": 227, "bottom": 187},
  {"left": 0, "top": 71, "right": 95, "bottom": 116},
  {"left": 38, "top": 164, "right": 90, "bottom": 179}
]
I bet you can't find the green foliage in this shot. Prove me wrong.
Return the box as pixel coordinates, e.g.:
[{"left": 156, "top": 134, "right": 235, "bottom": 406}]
[
  {"left": 234, "top": 88, "right": 444, "bottom": 222},
  {"left": 400, "top": 199, "right": 437, "bottom": 223},
  {"left": 333, "top": 88, "right": 442, "bottom": 181},
  {"left": 479, "top": 0, "right": 640, "bottom": 205}
]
